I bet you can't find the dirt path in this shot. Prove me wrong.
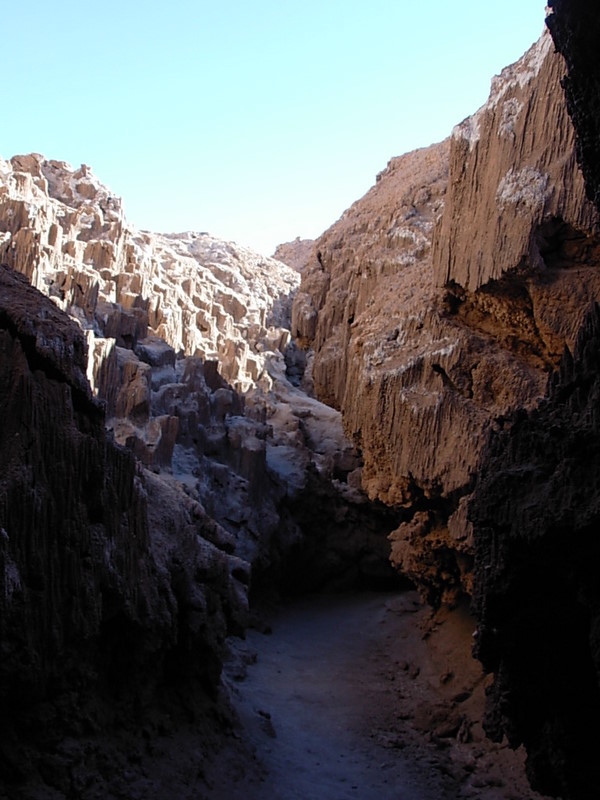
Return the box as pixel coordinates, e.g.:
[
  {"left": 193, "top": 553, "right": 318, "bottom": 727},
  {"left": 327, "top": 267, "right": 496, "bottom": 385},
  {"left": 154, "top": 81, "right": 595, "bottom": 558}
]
[
  {"left": 222, "top": 592, "right": 452, "bottom": 799},
  {"left": 204, "top": 590, "right": 542, "bottom": 799}
]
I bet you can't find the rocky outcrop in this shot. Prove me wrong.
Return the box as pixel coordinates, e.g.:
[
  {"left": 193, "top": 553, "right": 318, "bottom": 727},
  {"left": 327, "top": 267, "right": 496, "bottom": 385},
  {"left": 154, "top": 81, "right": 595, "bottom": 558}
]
[
  {"left": 0, "top": 154, "right": 299, "bottom": 394},
  {"left": 466, "top": 5, "right": 600, "bottom": 800},
  {"left": 272, "top": 237, "right": 314, "bottom": 272},
  {"left": 546, "top": 0, "right": 600, "bottom": 213},
  {"left": 0, "top": 144, "right": 405, "bottom": 594},
  {"left": 470, "top": 304, "right": 600, "bottom": 799},
  {"left": 245, "top": 368, "right": 401, "bottom": 594},
  {"left": 0, "top": 265, "right": 247, "bottom": 796},
  {"left": 432, "top": 30, "right": 599, "bottom": 291},
  {"left": 292, "top": 30, "right": 600, "bottom": 605},
  {"left": 0, "top": 148, "right": 404, "bottom": 796}
]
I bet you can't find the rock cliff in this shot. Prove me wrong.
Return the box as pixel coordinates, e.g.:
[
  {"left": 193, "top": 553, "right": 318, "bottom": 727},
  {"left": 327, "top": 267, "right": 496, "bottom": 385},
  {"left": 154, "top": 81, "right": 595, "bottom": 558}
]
[
  {"left": 468, "top": 3, "right": 600, "bottom": 799},
  {"left": 292, "top": 28, "right": 600, "bottom": 606},
  {"left": 432, "top": 30, "right": 598, "bottom": 291},
  {"left": 0, "top": 152, "right": 394, "bottom": 595},
  {"left": 471, "top": 302, "right": 600, "bottom": 800},
  {"left": 546, "top": 0, "right": 600, "bottom": 213},
  {"left": 0, "top": 265, "right": 247, "bottom": 796}
]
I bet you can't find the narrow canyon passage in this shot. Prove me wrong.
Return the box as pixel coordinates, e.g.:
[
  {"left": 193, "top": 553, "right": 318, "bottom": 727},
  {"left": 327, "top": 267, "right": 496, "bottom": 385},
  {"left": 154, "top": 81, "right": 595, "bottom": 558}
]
[
  {"left": 211, "top": 592, "right": 461, "bottom": 800},
  {"left": 205, "top": 590, "right": 540, "bottom": 800}
]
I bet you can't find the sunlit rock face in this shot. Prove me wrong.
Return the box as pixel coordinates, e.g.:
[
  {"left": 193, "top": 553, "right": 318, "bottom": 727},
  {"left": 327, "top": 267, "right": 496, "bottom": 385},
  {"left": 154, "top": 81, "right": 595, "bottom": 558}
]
[
  {"left": 272, "top": 237, "right": 314, "bottom": 273},
  {"left": 292, "top": 30, "right": 600, "bottom": 605},
  {"left": 0, "top": 153, "right": 300, "bottom": 394},
  {"left": 0, "top": 152, "right": 403, "bottom": 796},
  {"left": 432, "top": 29, "right": 598, "bottom": 291}
]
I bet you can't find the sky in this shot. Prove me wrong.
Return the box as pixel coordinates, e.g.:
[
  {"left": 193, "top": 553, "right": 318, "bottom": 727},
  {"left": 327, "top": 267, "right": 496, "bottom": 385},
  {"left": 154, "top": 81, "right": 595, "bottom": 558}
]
[{"left": 3, "top": 1, "right": 547, "bottom": 256}]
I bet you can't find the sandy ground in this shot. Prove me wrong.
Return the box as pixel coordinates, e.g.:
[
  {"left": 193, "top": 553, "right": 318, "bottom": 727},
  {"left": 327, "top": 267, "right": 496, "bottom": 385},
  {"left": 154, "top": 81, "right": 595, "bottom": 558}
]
[{"left": 203, "top": 591, "right": 544, "bottom": 800}]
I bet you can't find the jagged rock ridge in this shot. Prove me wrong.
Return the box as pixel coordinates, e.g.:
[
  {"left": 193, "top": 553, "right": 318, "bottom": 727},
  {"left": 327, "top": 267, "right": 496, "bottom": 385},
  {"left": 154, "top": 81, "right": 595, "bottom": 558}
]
[
  {"left": 272, "top": 236, "right": 314, "bottom": 272},
  {"left": 0, "top": 153, "right": 299, "bottom": 394}
]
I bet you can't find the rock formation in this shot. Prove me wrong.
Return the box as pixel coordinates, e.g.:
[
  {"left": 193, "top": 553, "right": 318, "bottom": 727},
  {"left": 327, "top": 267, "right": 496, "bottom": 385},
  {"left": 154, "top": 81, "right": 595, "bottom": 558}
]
[
  {"left": 471, "top": 302, "right": 600, "bottom": 800},
  {"left": 0, "top": 153, "right": 299, "bottom": 394},
  {"left": 290, "top": 24, "right": 600, "bottom": 796},
  {"left": 292, "top": 28, "right": 600, "bottom": 607},
  {"left": 0, "top": 265, "right": 248, "bottom": 796},
  {"left": 0, "top": 153, "right": 403, "bottom": 796},
  {"left": 4, "top": 5, "right": 600, "bottom": 797},
  {"left": 546, "top": 0, "right": 600, "bottom": 213},
  {"left": 432, "top": 30, "right": 598, "bottom": 291},
  {"left": 468, "top": 3, "right": 600, "bottom": 799},
  {"left": 0, "top": 152, "right": 395, "bottom": 592},
  {"left": 272, "top": 237, "right": 314, "bottom": 272}
]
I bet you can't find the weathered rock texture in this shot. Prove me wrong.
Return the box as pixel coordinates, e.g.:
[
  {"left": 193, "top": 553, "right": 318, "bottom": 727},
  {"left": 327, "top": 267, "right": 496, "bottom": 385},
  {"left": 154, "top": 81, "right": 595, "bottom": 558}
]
[
  {"left": 546, "top": 0, "right": 600, "bottom": 213},
  {"left": 471, "top": 305, "right": 600, "bottom": 800},
  {"left": 0, "top": 173, "right": 402, "bottom": 798},
  {"left": 292, "top": 29, "right": 600, "bottom": 606},
  {"left": 468, "top": 4, "right": 600, "bottom": 799},
  {"left": 272, "top": 237, "right": 314, "bottom": 272},
  {"left": 0, "top": 154, "right": 299, "bottom": 394},
  {"left": 0, "top": 147, "right": 405, "bottom": 798},
  {"left": 0, "top": 266, "right": 247, "bottom": 796},
  {"left": 6, "top": 12, "right": 600, "bottom": 797},
  {"left": 432, "top": 30, "right": 598, "bottom": 291},
  {"left": 0, "top": 151, "right": 396, "bottom": 600}
]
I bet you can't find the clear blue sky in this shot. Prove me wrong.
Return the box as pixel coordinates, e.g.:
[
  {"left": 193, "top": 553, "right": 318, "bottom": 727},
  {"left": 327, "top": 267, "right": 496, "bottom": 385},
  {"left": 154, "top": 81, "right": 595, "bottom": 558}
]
[{"left": 3, "top": 1, "right": 547, "bottom": 255}]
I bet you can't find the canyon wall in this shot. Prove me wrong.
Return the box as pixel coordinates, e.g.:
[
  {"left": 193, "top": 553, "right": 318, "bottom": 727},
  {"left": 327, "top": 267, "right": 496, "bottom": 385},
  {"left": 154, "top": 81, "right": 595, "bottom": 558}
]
[
  {"left": 0, "top": 153, "right": 403, "bottom": 795},
  {"left": 546, "top": 0, "right": 600, "bottom": 212},
  {"left": 291, "top": 24, "right": 600, "bottom": 796},
  {"left": 432, "top": 30, "right": 597, "bottom": 291},
  {"left": 471, "top": 301, "right": 600, "bottom": 800},
  {"left": 0, "top": 153, "right": 395, "bottom": 598},
  {"left": 292, "top": 29, "right": 600, "bottom": 605},
  {"left": 0, "top": 265, "right": 249, "bottom": 794},
  {"left": 468, "top": 3, "right": 600, "bottom": 798}
]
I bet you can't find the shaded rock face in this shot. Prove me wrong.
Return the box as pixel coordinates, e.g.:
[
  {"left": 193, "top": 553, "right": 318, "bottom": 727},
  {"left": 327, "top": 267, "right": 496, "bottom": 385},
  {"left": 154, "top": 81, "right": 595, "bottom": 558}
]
[
  {"left": 466, "top": 5, "right": 600, "bottom": 799},
  {"left": 546, "top": 0, "right": 600, "bottom": 212},
  {"left": 292, "top": 30, "right": 600, "bottom": 605},
  {"left": 470, "top": 305, "right": 600, "bottom": 799},
  {"left": 0, "top": 266, "right": 246, "bottom": 793}
]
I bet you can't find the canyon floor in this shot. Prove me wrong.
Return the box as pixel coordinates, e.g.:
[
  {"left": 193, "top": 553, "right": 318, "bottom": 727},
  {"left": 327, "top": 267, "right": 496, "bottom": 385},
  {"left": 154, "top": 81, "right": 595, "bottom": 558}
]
[{"left": 203, "top": 591, "right": 543, "bottom": 800}]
